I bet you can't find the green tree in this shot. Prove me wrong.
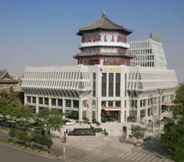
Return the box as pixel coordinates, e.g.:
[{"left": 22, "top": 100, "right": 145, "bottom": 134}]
[
  {"left": 38, "top": 109, "right": 63, "bottom": 132},
  {"left": 0, "top": 90, "right": 63, "bottom": 150},
  {"left": 161, "top": 84, "right": 184, "bottom": 162}
]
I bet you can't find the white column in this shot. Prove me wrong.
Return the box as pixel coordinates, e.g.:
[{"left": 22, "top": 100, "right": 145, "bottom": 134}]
[
  {"left": 120, "top": 110, "right": 124, "bottom": 123},
  {"left": 145, "top": 98, "right": 148, "bottom": 123},
  {"left": 137, "top": 99, "right": 140, "bottom": 122},
  {"left": 62, "top": 98, "right": 66, "bottom": 119},
  {"left": 49, "top": 97, "right": 52, "bottom": 111},
  {"left": 35, "top": 96, "right": 39, "bottom": 113},
  {"left": 120, "top": 100, "right": 124, "bottom": 123},
  {"left": 87, "top": 95, "right": 92, "bottom": 123},
  {"left": 96, "top": 67, "right": 102, "bottom": 123},
  {"left": 79, "top": 97, "right": 83, "bottom": 122},
  {"left": 24, "top": 95, "right": 27, "bottom": 105}
]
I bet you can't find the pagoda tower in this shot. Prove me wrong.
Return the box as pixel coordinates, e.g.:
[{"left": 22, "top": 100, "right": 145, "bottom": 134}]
[{"left": 74, "top": 14, "right": 132, "bottom": 65}]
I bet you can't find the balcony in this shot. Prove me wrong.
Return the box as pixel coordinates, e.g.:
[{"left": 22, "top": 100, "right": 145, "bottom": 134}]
[{"left": 80, "top": 41, "right": 130, "bottom": 48}]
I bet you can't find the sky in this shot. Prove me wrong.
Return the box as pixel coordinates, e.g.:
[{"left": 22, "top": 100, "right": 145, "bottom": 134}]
[{"left": 0, "top": 0, "right": 183, "bottom": 82}]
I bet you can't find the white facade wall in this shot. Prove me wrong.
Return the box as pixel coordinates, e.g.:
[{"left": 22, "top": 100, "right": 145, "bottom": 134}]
[
  {"left": 22, "top": 64, "right": 178, "bottom": 129},
  {"left": 128, "top": 38, "right": 167, "bottom": 69}
]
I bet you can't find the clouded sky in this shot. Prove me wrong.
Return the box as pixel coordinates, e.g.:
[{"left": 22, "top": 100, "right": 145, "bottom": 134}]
[{"left": 0, "top": 0, "right": 183, "bottom": 81}]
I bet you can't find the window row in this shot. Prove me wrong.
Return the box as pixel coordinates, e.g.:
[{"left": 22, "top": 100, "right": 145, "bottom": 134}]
[
  {"left": 102, "top": 73, "right": 121, "bottom": 97},
  {"left": 101, "top": 100, "right": 121, "bottom": 108},
  {"left": 81, "top": 34, "right": 127, "bottom": 43},
  {"left": 26, "top": 96, "right": 79, "bottom": 108},
  {"left": 129, "top": 49, "right": 152, "bottom": 55}
]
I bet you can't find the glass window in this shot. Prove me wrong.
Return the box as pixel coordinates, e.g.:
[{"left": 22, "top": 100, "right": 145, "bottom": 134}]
[
  {"left": 140, "top": 110, "right": 146, "bottom": 119},
  {"left": 102, "top": 73, "right": 107, "bottom": 97},
  {"left": 39, "top": 97, "right": 43, "bottom": 104},
  {"left": 125, "top": 73, "right": 127, "bottom": 96},
  {"left": 93, "top": 73, "right": 96, "bottom": 97},
  {"left": 51, "top": 98, "right": 56, "bottom": 106},
  {"left": 44, "top": 98, "right": 49, "bottom": 105},
  {"left": 27, "top": 96, "right": 31, "bottom": 103},
  {"left": 115, "top": 73, "right": 121, "bottom": 97},
  {"left": 108, "top": 101, "right": 113, "bottom": 107},
  {"left": 101, "top": 101, "right": 106, "bottom": 107},
  {"left": 58, "top": 99, "right": 63, "bottom": 107},
  {"left": 65, "top": 99, "right": 71, "bottom": 107},
  {"left": 32, "top": 97, "right": 36, "bottom": 104},
  {"left": 109, "top": 73, "right": 114, "bottom": 97},
  {"left": 115, "top": 101, "right": 121, "bottom": 107},
  {"left": 73, "top": 100, "right": 79, "bottom": 108}
]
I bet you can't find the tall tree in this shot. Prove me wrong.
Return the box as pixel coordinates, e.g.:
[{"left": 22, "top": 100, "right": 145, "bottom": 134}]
[{"left": 161, "top": 84, "right": 184, "bottom": 162}]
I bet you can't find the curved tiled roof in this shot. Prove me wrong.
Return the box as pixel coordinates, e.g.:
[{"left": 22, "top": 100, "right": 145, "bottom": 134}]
[
  {"left": 0, "top": 70, "right": 7, "bottom": 80},
  {"left": 78, "top": 14, "right": 132, "bottom": 35}
]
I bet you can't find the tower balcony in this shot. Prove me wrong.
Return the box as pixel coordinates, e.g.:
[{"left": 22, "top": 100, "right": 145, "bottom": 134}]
[{"left": 80, "top": 41, "right": 130, "bottom": 49}]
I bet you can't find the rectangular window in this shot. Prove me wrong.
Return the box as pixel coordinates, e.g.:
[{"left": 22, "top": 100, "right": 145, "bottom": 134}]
[
  {"left": 39, "top": 97, "right": 43, "bottom": 104},
  {"left": 27, "top": 96, "right": 31, "bottom": 103},
  {"left": 65, "top": 99, "right": 71, "bottom": 107},
  {"left": 102, "top": 73, "right": 107, "bottom": 97},
  {"left": 44, "top": 97, "right": 49, "bottom": 105},
  {"left": 115, "top": 101, "right": 121, "bottom": 107},
  {"left": 140, "top": 110, "right": 146, "bottom": 119},
  {"left": 125, "top": 73, "right": 127, "bottom": 96},
  {"left": 148, "top": 108, "right": 151, "bottom": 116},
  {"left": 73, "top": 100, "right": 79, "bottom": 108},
  {"left": 115, "top": 73, "right": 121, "bottom": 97},
  {"left": 93, "top": 73, "right": 96, "bottom": 97},
  {"left": 101, "top": 101, "right": 106, "bottom": 107},
  {"left": 109, "top": 73, "right": 114, "bottom": 97},
  {"left": 58, "top": 99, "right": 63, "bottom": 107},
  {"left": 32, "top": 97, "right": 36, "bottom": 104},
  {"left": 108, "top": 101, "right": 113, "bottom": 107},
  {"left": 124, "top": 111, "right": 126, "bottom": 122},
  {"left": 51, "top": 98, "right": 56, "bottom": 106}
]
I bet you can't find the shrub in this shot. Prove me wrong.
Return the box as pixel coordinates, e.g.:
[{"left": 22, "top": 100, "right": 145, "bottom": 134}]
[
  {"left": 104, "top": 129, "right": 109, "bottom": 136},
  {"left": 68, "top": 128, "right": 95, "bottom": 136},
  {"left": 9, "top": 127, "right": 16, "bottom": 138},
  {"left": 31, "top": 128, "right": 52, "bottom": 149},
  {"left": 131, "top": 125, "right": 145, "bottom": 139},
  {"left": 94, "top": 128, "right": 103, "bottom": 133}
]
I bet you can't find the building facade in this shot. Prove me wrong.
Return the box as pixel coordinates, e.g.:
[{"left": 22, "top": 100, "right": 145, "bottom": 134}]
[
  {"left": 0, "top": 70, "right": 20, "bottom": 92},
  {"left": 128, "top": 36, "right": 167, "bottom": 68},
  {"left": 22, "top": 14, "right": 178, "bottom": 136}
]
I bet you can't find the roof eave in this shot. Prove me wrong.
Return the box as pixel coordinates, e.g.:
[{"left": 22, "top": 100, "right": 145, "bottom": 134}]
[{"left": 77, "top": 28, "right": 132, "bottom": 36}]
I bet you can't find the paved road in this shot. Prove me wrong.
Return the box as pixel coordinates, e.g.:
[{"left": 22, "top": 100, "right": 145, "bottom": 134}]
[
  {"left": 0, "top": 130, "right": 173, "bottom": 162},
  {"left": 0, "top": 142, "right": 63, "bottom": 162}
]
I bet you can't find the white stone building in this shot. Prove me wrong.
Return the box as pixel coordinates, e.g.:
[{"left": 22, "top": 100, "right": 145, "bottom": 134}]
[
  {"left": 128, "top": 36, "right": 167, "bottom": 68},
  {"left": 22, "top": 14, "right": 178, "bottom": 136}
]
